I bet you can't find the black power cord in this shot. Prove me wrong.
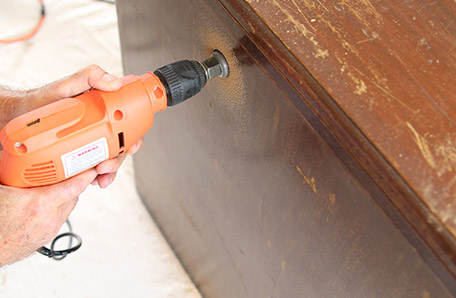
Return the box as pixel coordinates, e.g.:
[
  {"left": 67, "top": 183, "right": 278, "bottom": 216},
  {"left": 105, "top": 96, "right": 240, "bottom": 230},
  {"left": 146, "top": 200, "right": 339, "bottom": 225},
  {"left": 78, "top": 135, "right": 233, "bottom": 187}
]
[{"left": 37, "top": 220, "right": 82, "bottom": 260}]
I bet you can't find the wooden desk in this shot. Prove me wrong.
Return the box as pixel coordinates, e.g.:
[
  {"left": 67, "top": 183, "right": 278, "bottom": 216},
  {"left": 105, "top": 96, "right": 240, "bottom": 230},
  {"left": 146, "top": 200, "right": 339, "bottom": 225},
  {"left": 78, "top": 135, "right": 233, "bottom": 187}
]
[{"left": 117, "top": 0, "right": 456, "bottom": 296}]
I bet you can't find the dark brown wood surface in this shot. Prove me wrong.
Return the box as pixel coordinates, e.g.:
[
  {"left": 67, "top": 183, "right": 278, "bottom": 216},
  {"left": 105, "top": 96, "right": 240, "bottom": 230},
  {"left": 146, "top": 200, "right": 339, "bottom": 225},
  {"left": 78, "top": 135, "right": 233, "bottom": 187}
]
[
  {"left": 117, "top": 0, "right": 456, "bottom": 296},
  {"left": 223, "top": 0, "right": 456, "bottom": 274}
]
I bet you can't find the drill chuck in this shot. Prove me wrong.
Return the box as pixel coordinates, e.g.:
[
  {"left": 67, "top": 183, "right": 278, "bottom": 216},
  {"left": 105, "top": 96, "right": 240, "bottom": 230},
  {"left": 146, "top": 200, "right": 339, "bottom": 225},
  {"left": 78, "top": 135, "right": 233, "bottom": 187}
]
[{"left": 154, "top": 50, "right": 229, "bottom": 106}]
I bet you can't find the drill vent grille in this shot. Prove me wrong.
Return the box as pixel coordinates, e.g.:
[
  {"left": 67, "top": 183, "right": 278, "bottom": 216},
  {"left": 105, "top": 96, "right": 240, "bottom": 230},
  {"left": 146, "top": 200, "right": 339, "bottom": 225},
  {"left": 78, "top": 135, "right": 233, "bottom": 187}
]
[{"left": 23, "top": 161, "right": 58, "bottom": 185}]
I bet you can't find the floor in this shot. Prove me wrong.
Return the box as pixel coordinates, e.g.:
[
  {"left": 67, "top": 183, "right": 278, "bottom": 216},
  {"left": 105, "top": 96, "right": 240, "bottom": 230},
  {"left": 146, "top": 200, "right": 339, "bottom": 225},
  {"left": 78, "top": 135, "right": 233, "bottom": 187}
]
[{"left": 0, "top": 1, "right": 200, "bottom": 297}]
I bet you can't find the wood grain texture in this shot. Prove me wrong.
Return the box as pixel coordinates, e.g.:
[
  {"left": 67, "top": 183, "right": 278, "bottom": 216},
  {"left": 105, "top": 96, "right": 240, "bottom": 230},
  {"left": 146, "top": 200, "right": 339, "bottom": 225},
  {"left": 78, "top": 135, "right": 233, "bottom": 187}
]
[
  {"left": 117, "top": 0, "right": 455, "bottom": 295},
  {"left": 219, "top": 0, "right": 456, "bottom": 276}
]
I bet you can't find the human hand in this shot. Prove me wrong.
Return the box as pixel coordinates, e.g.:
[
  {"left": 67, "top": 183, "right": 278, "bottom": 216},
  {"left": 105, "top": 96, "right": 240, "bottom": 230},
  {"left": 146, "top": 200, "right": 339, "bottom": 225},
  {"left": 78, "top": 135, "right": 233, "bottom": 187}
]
[
  {"left": 0, "top": 64, "right": 123, "bottom": 128},
  {"left": 0, "top": 65, "right": 143, "bottom": 188},
  {"left": 0, "top": 66, "right": 144, "bottom": 267},
  {"left": 37, "top": 65, "right": 143, "bottom": 188},
  {"left": 43, "top": 65, "right": 143, "bottom": 188},
  {"left": 0, "top": 168, "right": 97, "bottom": 268},
  {"left": 92, "top": 138, "right": 144, "bottom": 188}
]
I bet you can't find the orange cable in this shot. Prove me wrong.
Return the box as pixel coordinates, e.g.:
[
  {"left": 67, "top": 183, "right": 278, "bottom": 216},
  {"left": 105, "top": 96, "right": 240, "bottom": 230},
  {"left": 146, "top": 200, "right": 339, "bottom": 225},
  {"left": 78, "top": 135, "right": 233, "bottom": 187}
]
[{"left": 0, "top": 0, "right": 45, "bottom": 44}]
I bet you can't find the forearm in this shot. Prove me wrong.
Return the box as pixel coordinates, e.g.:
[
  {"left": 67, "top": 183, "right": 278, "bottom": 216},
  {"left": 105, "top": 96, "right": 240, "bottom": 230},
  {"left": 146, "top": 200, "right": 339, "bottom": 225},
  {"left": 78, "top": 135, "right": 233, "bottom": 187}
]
[
  {"left": 0, "top": 225, "right": 38, "bottom": 268},
  {"left": 0, "top": 87, "right": 34, "bottom": 129},
  {"left": 0, "top": 66, "right": 125, "bottom": 130},
  {"left": 0, "top": 66, "right": 131, "bottom": 268},
  {"left": 0, "top": 189, "right": 40, "bottom": 268}
]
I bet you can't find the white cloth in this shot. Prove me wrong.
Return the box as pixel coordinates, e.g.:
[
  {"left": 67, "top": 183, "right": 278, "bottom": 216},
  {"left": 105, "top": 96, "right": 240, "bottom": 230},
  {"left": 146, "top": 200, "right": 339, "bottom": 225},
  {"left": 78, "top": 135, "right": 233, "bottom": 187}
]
[{"left": 0, "top": 1, "right": 200, "bottom": 297}]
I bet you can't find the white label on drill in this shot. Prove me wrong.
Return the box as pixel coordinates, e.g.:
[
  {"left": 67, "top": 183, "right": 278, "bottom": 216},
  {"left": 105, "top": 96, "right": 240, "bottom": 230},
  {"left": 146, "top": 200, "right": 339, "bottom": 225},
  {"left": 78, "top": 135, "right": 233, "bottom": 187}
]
[{"left": 61, "top": 137, "right": 109, "bottom": 178}]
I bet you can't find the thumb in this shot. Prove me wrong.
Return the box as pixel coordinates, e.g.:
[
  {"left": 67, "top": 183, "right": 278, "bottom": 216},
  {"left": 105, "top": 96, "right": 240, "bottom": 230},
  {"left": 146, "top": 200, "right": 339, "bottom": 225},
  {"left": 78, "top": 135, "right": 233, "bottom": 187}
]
[
  {"left": 45, "top": 169, "right": 98, "bottom": 205},
  {"left": 47, "top": 65, "right": 123, "bottom": 100},
  {"left": 87, "top": 66, "right": 124, "bottom": 92}
]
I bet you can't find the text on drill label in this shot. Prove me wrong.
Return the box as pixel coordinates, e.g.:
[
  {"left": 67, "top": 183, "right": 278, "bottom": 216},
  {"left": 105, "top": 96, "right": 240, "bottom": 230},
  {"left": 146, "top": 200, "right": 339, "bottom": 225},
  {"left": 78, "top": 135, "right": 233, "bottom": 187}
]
[{"left": 61, "top": 137, "right": 109, "bottom": 178}]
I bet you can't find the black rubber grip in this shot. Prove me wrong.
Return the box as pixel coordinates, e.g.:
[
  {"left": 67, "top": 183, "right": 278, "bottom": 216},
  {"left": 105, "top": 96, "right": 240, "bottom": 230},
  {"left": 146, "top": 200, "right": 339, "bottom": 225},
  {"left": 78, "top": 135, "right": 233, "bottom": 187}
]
[{"left": 154, "top": 60, "right": 207, "bottom": 106}]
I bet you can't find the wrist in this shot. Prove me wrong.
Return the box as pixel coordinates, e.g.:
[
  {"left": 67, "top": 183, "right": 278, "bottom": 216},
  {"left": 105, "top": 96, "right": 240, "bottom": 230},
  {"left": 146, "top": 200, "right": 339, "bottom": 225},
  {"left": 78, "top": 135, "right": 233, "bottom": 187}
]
[{"left": 0, "top": 87, "right": 42, "bottom": 129}]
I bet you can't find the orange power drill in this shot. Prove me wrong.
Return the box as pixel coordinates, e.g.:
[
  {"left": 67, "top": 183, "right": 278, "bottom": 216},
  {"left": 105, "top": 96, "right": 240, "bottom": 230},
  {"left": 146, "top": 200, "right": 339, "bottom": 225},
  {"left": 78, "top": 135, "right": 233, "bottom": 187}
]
[{"left": 0, "top": 51, "right": 229, "bottom": 187}]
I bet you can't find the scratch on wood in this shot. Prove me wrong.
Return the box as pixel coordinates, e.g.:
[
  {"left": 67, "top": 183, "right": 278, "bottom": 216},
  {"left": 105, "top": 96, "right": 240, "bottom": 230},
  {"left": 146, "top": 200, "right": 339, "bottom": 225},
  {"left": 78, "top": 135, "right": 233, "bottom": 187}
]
[
  {"left": 419, "top": 37, "right": 432, "bottom": 50},
  {"left": 355, "top": 79, "right": 367, "bottom": 95},
  {"left": 318, "top": 17, "right": 360, "bottom": 57},
  {"left": 334, "top": 56, "right": 371, "bottom": 99},
  {"left": 445, "top": 18, "right": 455, "bottom": 30},
  {"left": 358, "top": 29, "right": 379, "bottom": 44},
  {"left": 406, "top": 122, "right": 436, "bottom": 168},
  {"left": 273, "top": 106, "right": 280, "bottom": 134},
  {"left": 329, "top": 193, "right": 336, "bottom": 205},
  {"left": 392, "top": 52, "right": 455, "bottom": 125},
  {"left": 417, "top": 1, "right": 437, "bottom": 14},
  {"left": 179, "top": 201, "right": 202, "bottom": 237},
  {"left": 370, "top": 80, "right": 398, "bottom": 103},
  {"left": 296, "top": 165, "right": 318, "bottom": 194},
  {"left": 247, "top": 21, "right": 256, "bottom": 34},
  {"left": 436, "top": 137, "right": 456, "bottom": 176},
  {"left": 340, "top": 0, "right": 383, "bottom": 25},
  {"left": 260, "top": 194, "right": 265, "bottom": 222},
  {"left": 315, "top": 48, "right": 329, "bottom": 58},
  {"left": 291, "top": 0, "right": 316, "bottom": 31},
  {"left": 440, "top": 203, "right": 455, "bottom": 225},
  {"left": 270, "top": 0, "right": 329, "bottom": 58},
  {"left": 347, "top": 72, "right": 367, "bottom": 95},
  {"left": 207, "top": 213, "right": 248, "bottom": 293},
  {"left": 369, "top": 81, "right": 426, "bottom": 122},
  {"left": 356, "top": 37, "right": 376, "bottom": 44},
  {"left": 357, "top": 32, "right": 379, "bottom": 44}
]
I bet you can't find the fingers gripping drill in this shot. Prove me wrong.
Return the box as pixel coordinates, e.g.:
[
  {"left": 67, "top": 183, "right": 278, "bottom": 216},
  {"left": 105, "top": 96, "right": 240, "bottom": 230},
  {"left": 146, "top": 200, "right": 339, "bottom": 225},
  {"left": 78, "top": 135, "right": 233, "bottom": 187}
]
[{"left": 0, "top": 51, "right": 230, "bottom": 187}]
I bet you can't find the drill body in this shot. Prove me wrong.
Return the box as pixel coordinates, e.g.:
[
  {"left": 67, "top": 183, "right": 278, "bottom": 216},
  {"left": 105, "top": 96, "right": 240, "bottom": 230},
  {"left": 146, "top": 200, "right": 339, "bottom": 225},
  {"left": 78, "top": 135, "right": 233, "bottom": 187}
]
[{"left": 0, "top": 51, "right": 229, "bottom": 187}]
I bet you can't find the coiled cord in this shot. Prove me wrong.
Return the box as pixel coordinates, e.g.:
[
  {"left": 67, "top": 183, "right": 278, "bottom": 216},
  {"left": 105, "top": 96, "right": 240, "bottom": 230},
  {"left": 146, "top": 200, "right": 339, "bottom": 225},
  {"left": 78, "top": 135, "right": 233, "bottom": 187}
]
[{"left": 37, "top": 220, "right": 82, "bottom": 261}]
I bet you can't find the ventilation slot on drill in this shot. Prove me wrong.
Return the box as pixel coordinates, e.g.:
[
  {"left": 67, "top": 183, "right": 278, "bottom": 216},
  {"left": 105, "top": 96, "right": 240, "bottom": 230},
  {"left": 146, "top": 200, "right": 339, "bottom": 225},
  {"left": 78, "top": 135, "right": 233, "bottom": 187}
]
[
  {"left": 27, "top": 118, "right": 40, "bottom": 127},
  {"left": 23, "top": 161, "right": 58, "bottom": 185},
  {"left": 118, "top": 132, "right": 125, "bottom": 152}
]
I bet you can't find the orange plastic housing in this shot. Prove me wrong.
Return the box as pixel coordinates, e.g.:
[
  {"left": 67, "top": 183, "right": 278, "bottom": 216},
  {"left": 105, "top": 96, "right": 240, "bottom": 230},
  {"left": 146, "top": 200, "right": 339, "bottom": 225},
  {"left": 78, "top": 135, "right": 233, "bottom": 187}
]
[{"left": 0, "top": 72, "right": 167, "bottom": 187}]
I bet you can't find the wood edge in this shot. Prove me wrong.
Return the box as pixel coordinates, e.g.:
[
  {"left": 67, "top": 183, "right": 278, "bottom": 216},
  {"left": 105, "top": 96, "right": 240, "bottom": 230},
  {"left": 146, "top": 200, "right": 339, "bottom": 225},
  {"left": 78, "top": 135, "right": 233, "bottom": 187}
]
[{"left": 212, "top": 0, "right": 456, "bottom": 285}]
